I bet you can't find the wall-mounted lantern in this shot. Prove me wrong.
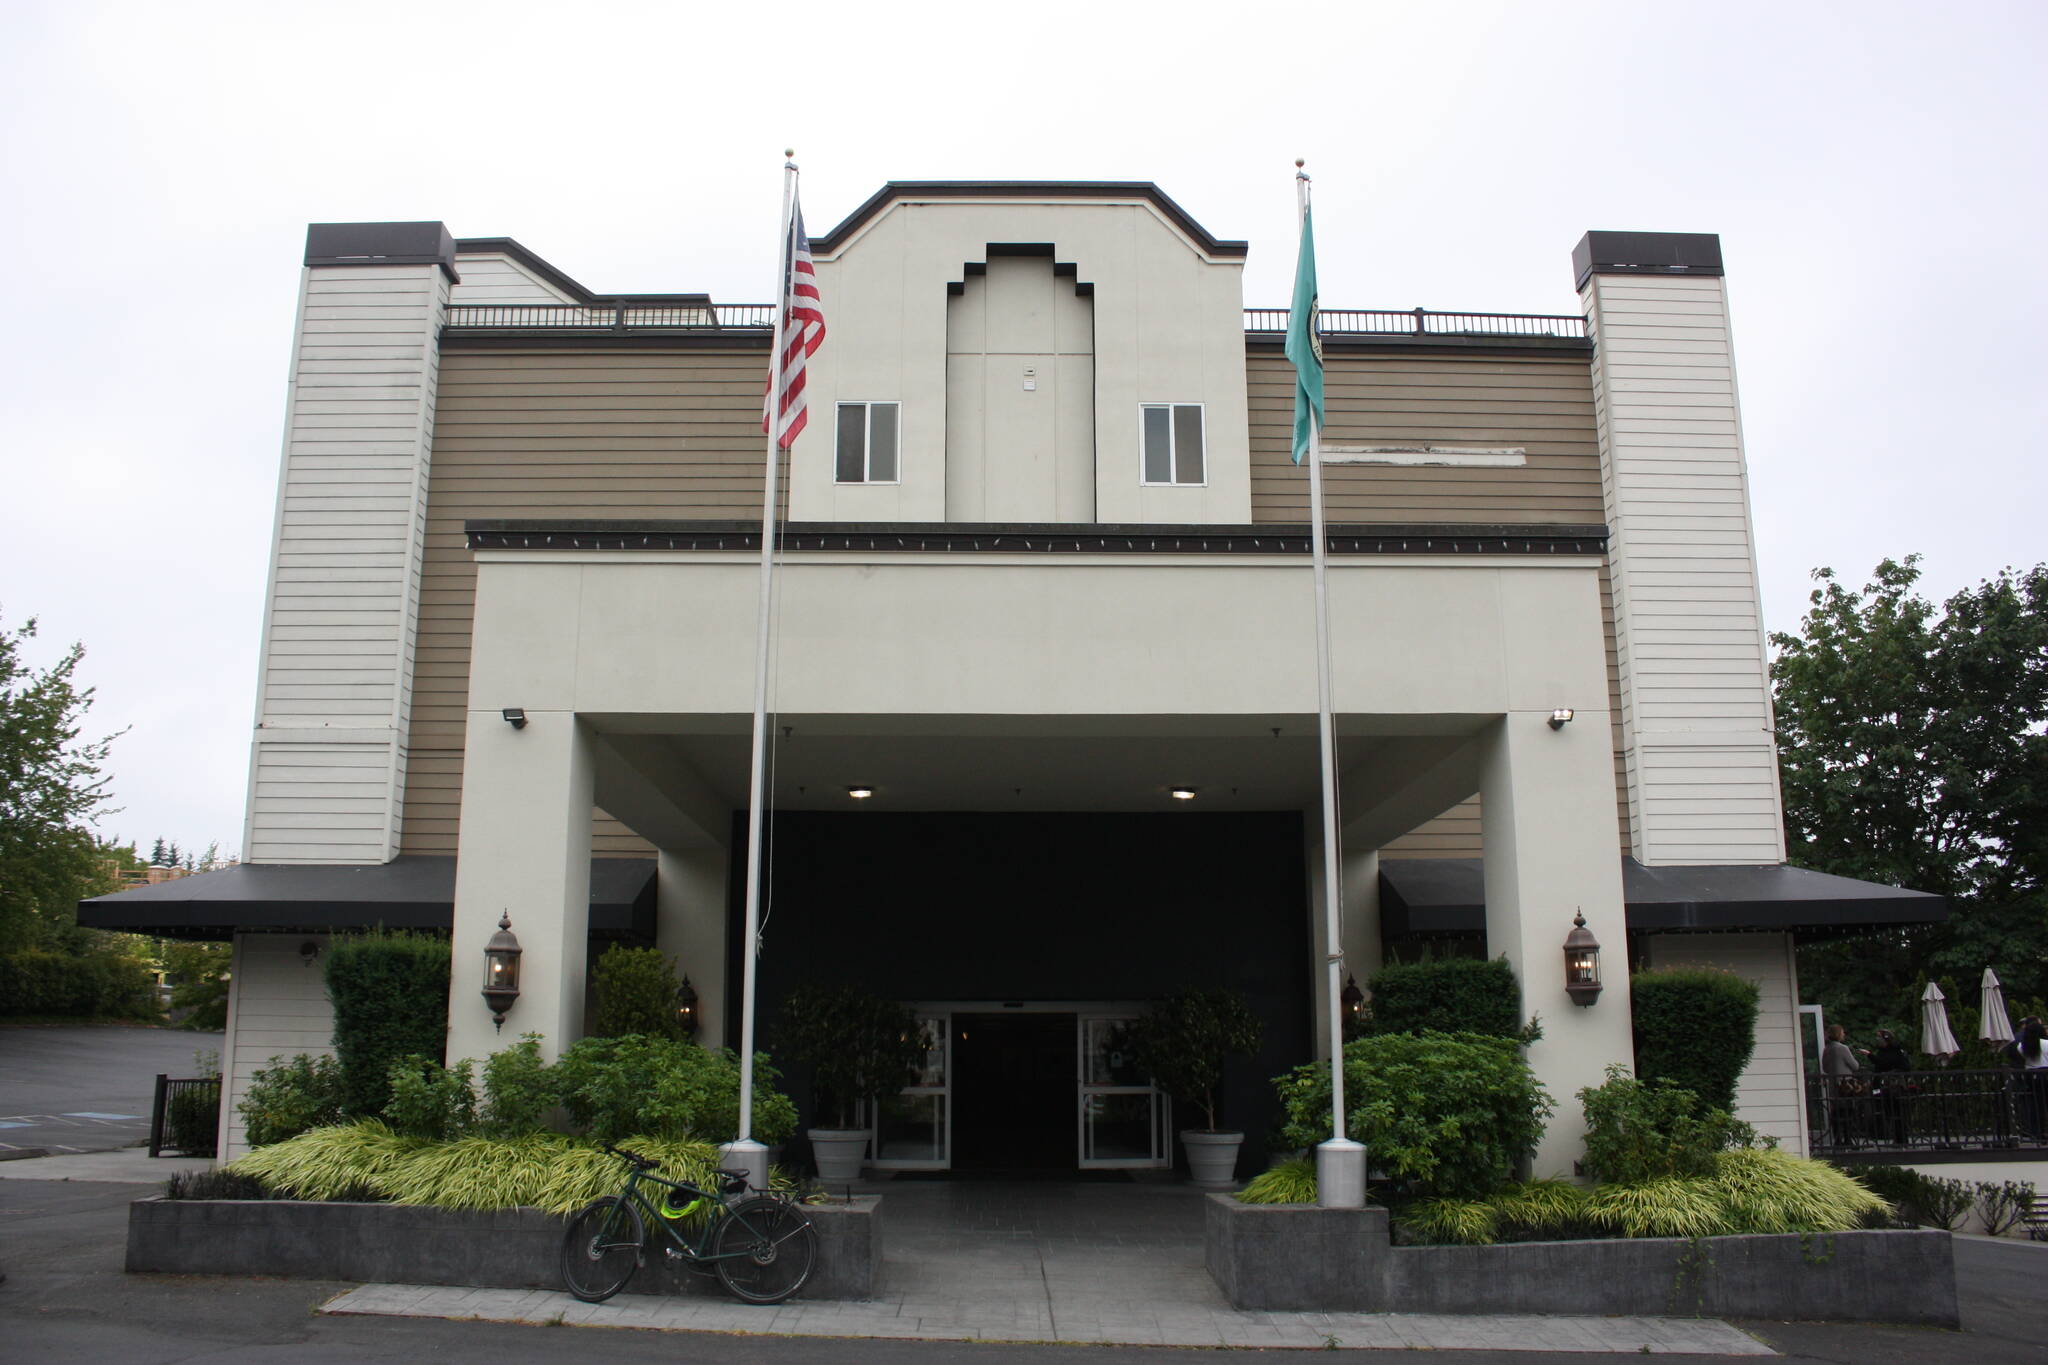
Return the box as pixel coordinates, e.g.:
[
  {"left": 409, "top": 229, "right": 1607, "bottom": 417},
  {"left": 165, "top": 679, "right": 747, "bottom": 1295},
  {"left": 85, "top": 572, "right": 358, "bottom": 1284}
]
[
  {"left": 298, "top": 940, "right": 320, "bottom": 968},
  {"left": 482, "top": 912, "right": 523, "bottom": 1030},
  {"left": 1563, "top": 911, "right": 1602, "bottom": 1007},
  {"left": 1340, "top": 974, "right": 1366, "bottom": 1035},
  {"left": 675, "top": 975, "right": 700, "bottom": 1036}
]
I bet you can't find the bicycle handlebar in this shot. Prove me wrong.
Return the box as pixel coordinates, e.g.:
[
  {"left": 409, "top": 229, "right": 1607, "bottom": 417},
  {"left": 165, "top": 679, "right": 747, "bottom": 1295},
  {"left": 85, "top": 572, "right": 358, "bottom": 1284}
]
[{"left": 602, "top": 1141, "right": 657, "bottom": 1170}]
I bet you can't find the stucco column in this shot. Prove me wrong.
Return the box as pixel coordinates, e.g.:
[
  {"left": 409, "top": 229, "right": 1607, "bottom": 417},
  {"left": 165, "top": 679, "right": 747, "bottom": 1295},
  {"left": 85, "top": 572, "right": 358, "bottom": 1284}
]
[
  {"left": 658, "top": 846, "right": 731, "bottom": 1049},
  {"left": 447, "top": 709, "right": 594, "bottom": 1066},
  {"left": 1479, "top": 713, "right": 1632, "bottom": 1178}
]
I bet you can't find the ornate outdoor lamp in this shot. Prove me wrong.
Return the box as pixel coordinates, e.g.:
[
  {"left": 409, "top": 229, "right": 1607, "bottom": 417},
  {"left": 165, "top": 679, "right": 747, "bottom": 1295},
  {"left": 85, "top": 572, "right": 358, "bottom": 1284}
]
[
  {"left": 675, "top": 975, "right": 700, "bottom": 1036},
  {"left": 1563, "top": 910, "right": 1603, "bottom": 1007},
  {"left": 1340, "top": 974, "right": 1366, "bottom": 1035},
  {"left": 481, "top": 912, "right": 523, "bottom": 1030}
]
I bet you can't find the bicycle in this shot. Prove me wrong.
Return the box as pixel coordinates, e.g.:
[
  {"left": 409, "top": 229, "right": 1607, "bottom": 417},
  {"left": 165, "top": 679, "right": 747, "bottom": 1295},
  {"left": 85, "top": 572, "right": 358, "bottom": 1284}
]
[{"left": 559, "top": 1142, "right": 819, "bottom": 1305}]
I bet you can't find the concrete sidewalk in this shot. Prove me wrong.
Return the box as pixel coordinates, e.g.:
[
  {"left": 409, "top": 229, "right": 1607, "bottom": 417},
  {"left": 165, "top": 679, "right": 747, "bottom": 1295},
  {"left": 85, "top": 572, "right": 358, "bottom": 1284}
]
[
  {"left": 324, "top": 1281, "right": 1772, "bottom": 1352},
  {"left": 0, "top": 1147, "right": 210, "bottom": 1182}
]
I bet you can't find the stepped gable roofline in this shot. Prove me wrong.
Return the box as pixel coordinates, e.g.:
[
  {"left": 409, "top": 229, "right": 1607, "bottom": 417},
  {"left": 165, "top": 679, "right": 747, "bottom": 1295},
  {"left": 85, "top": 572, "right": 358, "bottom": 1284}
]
[
  {"left": 810, "top": 181, "right": 1249, "bottom": 258},
  {"left": 453, "top": 235, "right": 714, "bottom": 309}
]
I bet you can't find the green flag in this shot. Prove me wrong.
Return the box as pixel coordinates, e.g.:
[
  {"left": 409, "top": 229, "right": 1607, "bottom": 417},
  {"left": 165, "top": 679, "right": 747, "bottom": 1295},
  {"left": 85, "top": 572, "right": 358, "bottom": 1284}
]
[{"left": 1285, "top": 206, "right": 1324, "bottom": 464}]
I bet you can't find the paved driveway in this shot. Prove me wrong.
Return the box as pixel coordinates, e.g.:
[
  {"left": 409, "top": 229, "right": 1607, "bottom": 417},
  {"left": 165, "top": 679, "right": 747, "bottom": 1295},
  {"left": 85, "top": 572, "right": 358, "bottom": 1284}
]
[{"left": 0, "top": 1026, "right": 224, "bottom": 1155}]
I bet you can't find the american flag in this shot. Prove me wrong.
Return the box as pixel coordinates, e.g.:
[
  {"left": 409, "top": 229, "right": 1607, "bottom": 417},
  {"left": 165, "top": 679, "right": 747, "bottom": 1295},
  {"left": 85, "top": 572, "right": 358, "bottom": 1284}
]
[{"left": 763, "top": 200, "right": 826, "bottom": 449}]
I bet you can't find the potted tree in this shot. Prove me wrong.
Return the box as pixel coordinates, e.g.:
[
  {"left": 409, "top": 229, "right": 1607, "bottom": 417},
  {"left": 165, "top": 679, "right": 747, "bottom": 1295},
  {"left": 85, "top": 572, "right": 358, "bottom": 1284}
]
[
  {"left": 774, "top": 984, "right": 925, "bottom": 1182},
  {"left": 1126, "top": 987, "right": 1264, "bottom": 1188}
]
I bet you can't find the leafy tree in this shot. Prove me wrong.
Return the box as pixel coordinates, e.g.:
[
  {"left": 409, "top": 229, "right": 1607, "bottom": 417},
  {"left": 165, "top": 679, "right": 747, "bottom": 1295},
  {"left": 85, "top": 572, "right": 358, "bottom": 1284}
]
[
  {"left": 1771, "top": 558, "right": 2048, "bottom": 1039},
  {"left": 0, "top": 612, "right": 124, "bottom": 952},
  {"left": 162, "top": 939, "right": 232, "bottom": 1030},
  {"left": 590, "top": 944, "right": 687, "bottom": 1039}
]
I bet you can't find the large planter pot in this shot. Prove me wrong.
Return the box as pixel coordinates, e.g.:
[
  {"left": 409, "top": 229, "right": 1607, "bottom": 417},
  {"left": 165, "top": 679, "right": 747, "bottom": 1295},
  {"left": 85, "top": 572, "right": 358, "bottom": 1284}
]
[
  {"left": 808, "top": 1128, "right": 870, "bottom": 1183},
  {"left": 1181, "top": 1129, "right": 1244, "bottom": 1188}
]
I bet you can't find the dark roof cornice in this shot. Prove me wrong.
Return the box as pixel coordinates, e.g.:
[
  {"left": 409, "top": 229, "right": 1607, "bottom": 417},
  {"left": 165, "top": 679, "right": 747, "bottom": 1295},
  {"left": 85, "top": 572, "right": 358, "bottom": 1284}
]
[{"left": 811, "top": 182, "right": 1248, "bottom": 258}]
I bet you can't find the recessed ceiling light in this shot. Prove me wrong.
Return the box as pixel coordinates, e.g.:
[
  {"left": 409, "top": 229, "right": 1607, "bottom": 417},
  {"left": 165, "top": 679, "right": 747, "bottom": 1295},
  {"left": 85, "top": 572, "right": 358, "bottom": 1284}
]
[
  {"left": 1169, "top": 786, "right": 1197, "bottom": 801},
  {"left": 847, "top": 784, "right": 875, "bottom": 800}
]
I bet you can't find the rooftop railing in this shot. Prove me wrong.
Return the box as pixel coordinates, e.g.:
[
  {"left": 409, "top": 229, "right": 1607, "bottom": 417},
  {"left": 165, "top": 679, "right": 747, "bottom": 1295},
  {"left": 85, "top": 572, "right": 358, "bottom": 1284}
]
[
  {"left": 1243, "top": 307, "right": 1586, "bottom": 339},
  {"left": 442, "top": 303, "right": 1587, "bottom": 339}
]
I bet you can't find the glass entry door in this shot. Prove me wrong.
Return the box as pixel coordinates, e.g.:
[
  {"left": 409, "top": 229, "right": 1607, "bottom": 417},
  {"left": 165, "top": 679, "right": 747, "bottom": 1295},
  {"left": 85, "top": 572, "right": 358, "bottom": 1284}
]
[
  {"left": 1078, "top": 1012, "right": 1171, "bottom": 1168},
  {"left": 873, "top": 1013, "right": 949, "bottom": 1168}
]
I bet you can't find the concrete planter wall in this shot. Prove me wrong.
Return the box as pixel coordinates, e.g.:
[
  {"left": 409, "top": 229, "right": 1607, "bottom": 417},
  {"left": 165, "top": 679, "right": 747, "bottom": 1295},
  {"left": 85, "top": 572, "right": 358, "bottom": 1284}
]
[
  {"left": 127, "top": 1195, "right": 880, "bottom": 1301},
  {"left": 1206, "top": 1196, "right": 1958, "bottom": 1326}
]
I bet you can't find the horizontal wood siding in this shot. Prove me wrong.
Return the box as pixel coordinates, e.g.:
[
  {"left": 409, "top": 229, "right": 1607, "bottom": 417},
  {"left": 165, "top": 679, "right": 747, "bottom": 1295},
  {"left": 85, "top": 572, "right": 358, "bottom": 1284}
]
[
  {"left": 401, "top": 348, "right": 783, "bottom": 855},
  {"left": 248, "top": 264, "right": 445, "bottom": 863},
  {"left": 1643, "top": 932, "right": 1807, "bottom": 1154},
  {"left": 450, "top": 252, "right": 576, "bottom": 305},
  {"left": 1246, "top": 351, "right": 1603, "bottom": 524},
  {"left": 220, "top": 933, "right": 337, "bottom": 1159},
  {"left": 1584, "top": 274, "right": 1783, "bottom": 866}
]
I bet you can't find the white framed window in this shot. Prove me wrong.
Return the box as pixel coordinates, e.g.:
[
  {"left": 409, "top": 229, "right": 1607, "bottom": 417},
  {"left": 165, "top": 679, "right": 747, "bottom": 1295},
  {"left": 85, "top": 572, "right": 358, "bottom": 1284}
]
[
  {"left": 1139, "top": 403, "right": 1206, "bottom": 486},
  {"left": 835, "top": 401, "right": 900, "bottom": 484}
]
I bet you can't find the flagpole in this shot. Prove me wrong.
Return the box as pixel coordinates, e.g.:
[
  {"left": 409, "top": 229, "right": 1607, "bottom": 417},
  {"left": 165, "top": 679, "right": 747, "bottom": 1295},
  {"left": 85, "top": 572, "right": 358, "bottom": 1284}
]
[
  {"left": 1297, "top": 161, "right": 1365, "bottom": 1209},
  {"left": 727, "top": 150, "right": 799, "bottom": 1193}
]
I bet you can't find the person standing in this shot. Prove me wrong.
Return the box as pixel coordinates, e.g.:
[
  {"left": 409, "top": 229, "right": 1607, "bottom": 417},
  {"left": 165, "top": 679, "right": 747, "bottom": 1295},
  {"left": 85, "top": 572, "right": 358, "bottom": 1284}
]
[
  {"left": 2005, "top": 1017, "right": 2047, "bottom": 1141},
  {"left": 1822, "top": 1024, "right": 1867, "bottom": 1147},
  {"left": 1870, "top": 1028, "right": 1910, "bottom": 1145}
]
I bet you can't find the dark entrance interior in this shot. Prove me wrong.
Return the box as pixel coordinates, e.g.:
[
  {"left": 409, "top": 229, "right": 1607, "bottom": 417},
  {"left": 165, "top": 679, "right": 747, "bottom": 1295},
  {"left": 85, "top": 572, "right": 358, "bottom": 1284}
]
[{"left": 951, "top": 1012, "right": 1075, "bottom": 1171}]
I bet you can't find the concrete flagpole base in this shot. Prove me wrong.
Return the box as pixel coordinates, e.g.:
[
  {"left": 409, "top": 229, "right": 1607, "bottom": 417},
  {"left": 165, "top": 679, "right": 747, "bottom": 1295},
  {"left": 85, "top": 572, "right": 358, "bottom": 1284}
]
[
  {"left": 719, "top": 1138, "right": 770, "bottom": 1193},
  {"left": 1316, "top": 1137, "right": 1366, "bottom": 1208}
]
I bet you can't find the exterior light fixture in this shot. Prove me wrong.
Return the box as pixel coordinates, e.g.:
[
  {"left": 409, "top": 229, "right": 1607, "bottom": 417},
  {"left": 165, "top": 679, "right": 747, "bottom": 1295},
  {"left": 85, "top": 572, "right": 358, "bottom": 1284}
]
[
  {"left": 1563, "top": 910, "right": 1602, "bottom": 1007},
  {"left": 846, "top": 784, "right": 874, "bottom": 800},
  {"left": 1169, "top": 786, "right": 1197, "bottom": 801},
  {"left": 1340, "top": 973, "right": 1366, "bottom": 1034},
  {"left": 502, "top": 707, "right": 528, "bottom": 730},
  {"left": 298, "top": 940, "right": 320, "bottom": 968},
  {"left": 481, "top": 912, "right": 523, "bottom": 1030},
  {"left": 675, "top": 975, "right": 700, "bottom": 1036},
  {"left": 1548, "top": 708, "right": 1574, "bottom": 730}
]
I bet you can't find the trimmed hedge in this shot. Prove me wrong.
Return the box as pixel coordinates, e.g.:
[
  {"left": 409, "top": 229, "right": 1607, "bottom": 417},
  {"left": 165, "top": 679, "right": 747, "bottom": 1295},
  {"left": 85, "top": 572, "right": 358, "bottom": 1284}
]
[
  {"left": 324, "top": 931, "right": 449, "bottom": 1118},
  {"left": 1631, "top": 968, "right": 1760, "bottom": 1114},
  {"left": 1365, "top": 957, "right": 1527, "bottom": 1040},
  {"left": 0, "top": 949, "right": 156, "bottom": 1018},
  {"left": 591, "top": 945, "right": 686, "bottom": 1039}
]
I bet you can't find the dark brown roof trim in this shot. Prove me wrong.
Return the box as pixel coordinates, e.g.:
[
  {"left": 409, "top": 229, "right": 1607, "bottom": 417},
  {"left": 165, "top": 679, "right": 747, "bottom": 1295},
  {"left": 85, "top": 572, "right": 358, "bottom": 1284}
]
[
  {"left": 467, "top": 520, "right": 1609, "bottom": 557},
  {"left": 441, "top": 331, "right": 770, "bottom": 353},
  {"left": 811, "top": 182, "right": 1248, "bottom": 258},
  {"left": 452, "top": 236, "right": 714, "bottom": 308}
]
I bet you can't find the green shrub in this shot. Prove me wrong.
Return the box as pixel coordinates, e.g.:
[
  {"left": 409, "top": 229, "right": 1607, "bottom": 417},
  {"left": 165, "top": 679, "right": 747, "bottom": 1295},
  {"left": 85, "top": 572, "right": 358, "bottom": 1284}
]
[
  {"left": 1488, "top": 1178, "right": 1594, "bottom": 1241},
  {"left": 774, "top": 985, "right": 926, "bottom": 1130},
  {"left": 1399, "top": 1196, "right": 1501, "bottom": 1245},
  {"left": 479, "top": 1033, "right": 557, "bottom": 1135},
  {"left": 1978, "top": 1180, "right": 2037, "bottom": 1237},
  {"left": 1274, "top": 1031, "right": 1552, "bottom": 1200},
  {"left": 1579, "top": 1065, "right": 1756, "bottom": 1183},
  {"left": 239, "top": 1053, "right": 348, "bottom": 1147},
  {"left": 591, "top": 945, "right": 688, "bottom": 1039},
  {"left": 382, "top": 1056, "right": 478, "bottom": 1141},
  {"left": 324, "top": 930, "right": 449, "bottom": 1118},
  {"left": 1630, "top": 967, "right": 1759, "bottom": 1113},
  {"left": 163, "top": 941, "right": 231, "bottom": 1030},
  {"left": 1124, "top": 987, "right": 1264, "bottom": 1131},
  {"left": 1363, "top": 957, "right": 1536, "bottom": 1042},
  {"left": 0, "top": 948, "right": 157, "bottom": 1018},
  {"left": 1236, "top": 1157, "right": 1319, "bottom": 1205},
  {"left": 553, "top": 1035, "right": 797, "bottom": 1144},
  {"left": 225, "top": 1121, "right": 719, "bottom": 1215}
]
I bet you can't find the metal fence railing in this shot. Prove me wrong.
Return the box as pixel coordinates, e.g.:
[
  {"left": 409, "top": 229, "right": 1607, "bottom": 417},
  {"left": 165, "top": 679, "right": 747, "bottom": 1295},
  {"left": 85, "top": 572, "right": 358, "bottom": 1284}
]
[
  {"left": 442, "top": 303, "right": 773, "bottom": 331},
  {"left": 1242, "top": 306, "right": 1587, "bottom": 339},
  {"left": 1807, "top": 1068, "right": 2048, "bottom": 1157},
  {"left": 149, "top": 1074, "right": 221, "bottom": 1158}
]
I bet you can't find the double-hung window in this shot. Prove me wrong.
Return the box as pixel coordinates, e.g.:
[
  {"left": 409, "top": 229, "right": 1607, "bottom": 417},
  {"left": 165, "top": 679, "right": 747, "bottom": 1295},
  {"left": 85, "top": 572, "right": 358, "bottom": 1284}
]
[
  {"left": 1140, "top": 403, "right": 1205, "bottom": 486},
  {"left": 836, "top": 401, "right": 900, "bottom": 483}
]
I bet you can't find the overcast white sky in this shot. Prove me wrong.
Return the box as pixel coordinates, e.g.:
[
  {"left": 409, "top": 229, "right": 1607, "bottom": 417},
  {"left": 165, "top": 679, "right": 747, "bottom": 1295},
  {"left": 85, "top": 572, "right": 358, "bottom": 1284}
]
[{"left": 2, "top": 0, "right": 2043, "bottom": 858}]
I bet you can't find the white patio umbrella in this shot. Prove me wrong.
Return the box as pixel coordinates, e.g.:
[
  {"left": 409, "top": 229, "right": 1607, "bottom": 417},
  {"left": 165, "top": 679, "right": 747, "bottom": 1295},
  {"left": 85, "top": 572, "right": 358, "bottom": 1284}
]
[
  {"left": 1980, "top": 967, "right": 2016, "bottom": 1046},
  {"left": 1920, "top": 980, "right": 1961, "bottom": 1062}
]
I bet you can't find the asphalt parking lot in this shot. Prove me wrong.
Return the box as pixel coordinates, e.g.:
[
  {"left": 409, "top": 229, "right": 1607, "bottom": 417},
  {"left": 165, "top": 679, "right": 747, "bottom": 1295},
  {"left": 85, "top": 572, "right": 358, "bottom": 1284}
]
[{"left": 0, "top": 1025, "right": 224, "bottom": 1155}]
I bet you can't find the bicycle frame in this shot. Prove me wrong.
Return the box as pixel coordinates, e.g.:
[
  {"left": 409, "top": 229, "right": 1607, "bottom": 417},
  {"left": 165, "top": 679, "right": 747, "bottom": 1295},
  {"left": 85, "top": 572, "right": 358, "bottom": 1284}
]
[{"left": 602, "top": 1167, "right": 770, "bottom": 1267}]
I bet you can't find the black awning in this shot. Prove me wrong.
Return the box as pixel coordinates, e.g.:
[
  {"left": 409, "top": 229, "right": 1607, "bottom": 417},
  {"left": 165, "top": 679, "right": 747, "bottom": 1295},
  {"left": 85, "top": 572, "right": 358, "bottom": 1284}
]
[
  {"left": 1378, "top": 857, "right": 1947, "bottom": 938},
  {"left": 77, "top": 855, "right": 657, "bottom": 942}
]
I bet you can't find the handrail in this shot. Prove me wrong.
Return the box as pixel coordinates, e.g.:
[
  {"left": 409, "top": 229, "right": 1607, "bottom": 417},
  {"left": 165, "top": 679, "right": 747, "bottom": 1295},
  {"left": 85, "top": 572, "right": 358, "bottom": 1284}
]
[{"left": 1243, "top": 307, "right": 1586, "bottom": 339}]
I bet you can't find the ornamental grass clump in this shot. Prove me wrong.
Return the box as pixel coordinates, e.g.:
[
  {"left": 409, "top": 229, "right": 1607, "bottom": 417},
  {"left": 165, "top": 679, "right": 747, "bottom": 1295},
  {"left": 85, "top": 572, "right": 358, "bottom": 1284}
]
[
  {"left": 1583, "top": 1177, "right": 1729, "bottom": 1239},
  {"left": 1487, "top": 1178, "right": 1593, "bottom": 1241},
  {"left": 227, "top": 1119, "right": 428, "bottom": 1201},
  {"left": 1399, "top": 1196, "right": 1500, "bottom": 1246},
  {"left": 1236, "top": 1156, "right": 1318, "bottom": 1205},
  {"left": 1708, "top": 1147, "right": 1887, "bottom": 1234}
]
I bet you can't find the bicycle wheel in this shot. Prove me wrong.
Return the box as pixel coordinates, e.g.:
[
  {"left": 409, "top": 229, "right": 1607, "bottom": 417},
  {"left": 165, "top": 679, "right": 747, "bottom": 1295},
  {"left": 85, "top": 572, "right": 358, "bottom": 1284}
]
[
  {"left": 560, "top": 1195, "right": 644, "bottom": 1303},
  {"left": 713, "top": 1197, "right": 819, "bottom": 1304}
]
